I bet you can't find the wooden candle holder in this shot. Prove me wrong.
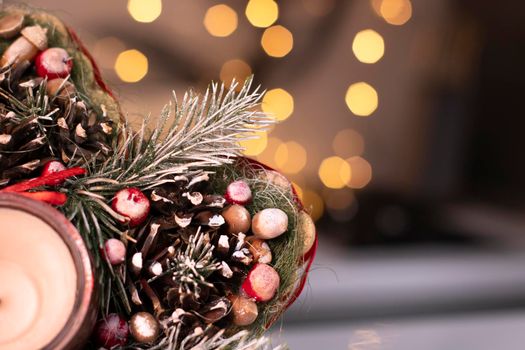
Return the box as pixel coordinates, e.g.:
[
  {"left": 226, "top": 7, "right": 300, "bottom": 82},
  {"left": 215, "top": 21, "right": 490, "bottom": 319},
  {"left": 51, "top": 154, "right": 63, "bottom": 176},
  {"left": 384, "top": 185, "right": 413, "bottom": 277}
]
[{"left": 0, "top": 193, "right": 97, "bottom": 350}]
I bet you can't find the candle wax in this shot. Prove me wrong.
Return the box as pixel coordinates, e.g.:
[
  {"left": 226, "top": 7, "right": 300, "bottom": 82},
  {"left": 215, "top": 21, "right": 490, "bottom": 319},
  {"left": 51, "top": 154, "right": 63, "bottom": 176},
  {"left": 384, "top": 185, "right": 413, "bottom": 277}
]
[{"left": 0, "top": 208, "right": 77, "bottom": 350}]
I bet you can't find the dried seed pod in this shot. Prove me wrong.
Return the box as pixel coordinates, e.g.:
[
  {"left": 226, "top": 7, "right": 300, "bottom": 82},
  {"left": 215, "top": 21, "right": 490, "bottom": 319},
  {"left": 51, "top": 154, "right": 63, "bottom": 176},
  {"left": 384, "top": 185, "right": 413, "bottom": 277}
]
[
  {"left": 46, "top": 78, "right": 76, "bottom": 102},
  {"left": 0, "top": 13, "right": 24, "bottom": 39},
  {"left": 200, "top": 297, "right": 231, "bottom": 323},
  {"left": 227, "top": 295, "right": 258, "bottom": 326},
  {"left": 246, "top": 237, "right": 272, "bottom": 264},
  {"left": 231, "top": 248, "right": 253, "bottom": 266},
  {"left": 298, "top": 210, "right": 316, "bottom": 255},
  {"left": 222, "top": 204, "right": 251, "bottom": 234},
  {"left": 21, "top": 25, "right": 48, "bottom": 50},
  {"left": 129, "top": 312, "right": 160, "bottom": 344},
  {"left": 252, "top": 208, "right": 288, "bottom": 239}
]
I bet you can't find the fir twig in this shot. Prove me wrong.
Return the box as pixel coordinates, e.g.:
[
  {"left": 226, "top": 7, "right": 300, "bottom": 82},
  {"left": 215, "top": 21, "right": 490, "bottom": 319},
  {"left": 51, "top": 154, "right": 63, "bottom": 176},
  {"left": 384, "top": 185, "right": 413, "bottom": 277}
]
[{"left": 63, "top": 77, "right": 273, "bottom": 312}]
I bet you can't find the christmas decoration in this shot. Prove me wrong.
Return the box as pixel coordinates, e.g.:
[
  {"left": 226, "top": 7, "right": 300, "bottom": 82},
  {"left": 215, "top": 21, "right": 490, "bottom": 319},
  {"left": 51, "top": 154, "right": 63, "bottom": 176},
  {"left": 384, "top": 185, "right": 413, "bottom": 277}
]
[
  {"left": 0, "top": 5, "right": 317, "bottom": 350},
  {"left": 93, "top": 313, "right": 129, "bottom": 348},
  {"left": 34, "top": 47, "right": 73, "bottom": 78}
]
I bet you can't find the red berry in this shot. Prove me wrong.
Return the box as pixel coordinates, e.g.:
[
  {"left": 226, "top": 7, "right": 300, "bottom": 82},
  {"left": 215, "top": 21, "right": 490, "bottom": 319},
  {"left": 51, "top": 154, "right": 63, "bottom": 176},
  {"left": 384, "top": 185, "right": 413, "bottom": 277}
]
[
  {"left": 35, "top": 47, "right": 73, "bottom": 79},
  {"left": 104, "top": 238, "right": 126, "bottom": 265},
  {"left": 112, "top": 187, "right": 150, "bottom": 227},
  {"left": 41, "top": 160, "right": 67, "bottom": 185},
  {"left": 241, "top": 263, "right": 280, "bottom": 302},
  {"left": 93, "top": 313, "right": 129, "bottom": 348},
  {"left": 225, "top": 180, "right": 252, "bottom": 205}
]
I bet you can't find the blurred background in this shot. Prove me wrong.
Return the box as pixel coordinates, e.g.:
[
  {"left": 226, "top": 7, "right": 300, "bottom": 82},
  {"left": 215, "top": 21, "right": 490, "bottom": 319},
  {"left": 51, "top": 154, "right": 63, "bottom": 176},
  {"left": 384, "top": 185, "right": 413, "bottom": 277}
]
[{"left": 15, "top": 0, "right": 525, "bottom": 348}]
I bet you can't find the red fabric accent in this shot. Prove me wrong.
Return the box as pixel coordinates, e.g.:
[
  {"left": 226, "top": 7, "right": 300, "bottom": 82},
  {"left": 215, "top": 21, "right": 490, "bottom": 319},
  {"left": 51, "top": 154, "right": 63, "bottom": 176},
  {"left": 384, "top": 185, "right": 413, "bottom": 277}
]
[
  {"left": 237, "top": 157, "right": 317, "bottom": 327},
  {"left": 1, "top": 167, "right": 85, "bottom": 192},
  {"left": 17, "top": 191, "right": 68, "bottom": 205},
  {"left": 65, "top": 27, "right": 116, "bottom": 100}
]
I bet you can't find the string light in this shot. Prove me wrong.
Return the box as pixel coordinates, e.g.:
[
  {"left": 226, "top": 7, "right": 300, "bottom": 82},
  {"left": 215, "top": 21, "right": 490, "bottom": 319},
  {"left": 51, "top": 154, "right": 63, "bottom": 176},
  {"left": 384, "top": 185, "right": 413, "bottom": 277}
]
[
  {"left": 261, "top": 25, "right": 294, "bottom": 58},
  {"left": 220, "top": 59, "right": 252, "bottom": 88},
  {"left": 302, "top": 190, "right": 325, "bottom": 221},
  {"left": 127, "top": 0, "right": 162, "bottom": 23},
  {"left": 239, "top": 131, "right": 268, "bottom": 156},
  {"left": 274, "top": 141, "right": 307, "bottom": 174},
  {"left": 245, "top": 0, "right": 279, "bottom": 28},
  {"left": 318, "top": 156, "right": 351, "bottom": 189},
  {"left": 332, "top": 129, "right": 365, "bottom": 158},
  {"left": 371, "top": 0, "right": 412, "bottom": 25},
  {"left": 352, "top": 29, "right": 385, "bottom": 64},
  {"left": 114, "top": 49, "right": 148, "bottom": 83},
  {"left": 262, "top": 88, "right": 294, "bottom": 121},
  {"left": 345, "top": 82, "right": 378, "bottom": 117},
  {"left": 93, "top": 37, "right": 125, "bottom": 69},
  {"left": 346, "top": 156, "right": 372, "bottom": 188},
  {"left": 204, "top": 4, "right": 238, "bottom": 37}
]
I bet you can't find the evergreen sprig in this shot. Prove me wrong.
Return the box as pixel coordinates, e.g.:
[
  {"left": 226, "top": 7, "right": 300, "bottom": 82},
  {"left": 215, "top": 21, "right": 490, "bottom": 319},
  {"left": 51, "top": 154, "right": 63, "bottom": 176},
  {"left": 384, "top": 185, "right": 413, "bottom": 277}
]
[{"left": 62, "top": 77, "right": 273, "bottom": 312}]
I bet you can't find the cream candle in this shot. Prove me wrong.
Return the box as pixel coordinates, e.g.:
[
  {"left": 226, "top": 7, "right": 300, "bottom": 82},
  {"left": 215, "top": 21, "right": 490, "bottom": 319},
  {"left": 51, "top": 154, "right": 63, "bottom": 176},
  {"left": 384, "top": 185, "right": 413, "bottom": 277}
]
[{"left": 0, "top": 193, "right": 96, "bottom": 350}]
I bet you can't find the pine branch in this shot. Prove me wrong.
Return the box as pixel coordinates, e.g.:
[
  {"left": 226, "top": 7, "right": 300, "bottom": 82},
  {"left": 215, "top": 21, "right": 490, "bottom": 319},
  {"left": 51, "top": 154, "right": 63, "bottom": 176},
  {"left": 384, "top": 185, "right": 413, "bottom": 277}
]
[
  {"left": 63, "top": 76, "right": 273, "bottom": 312},
  {"left": 148, "top": 228, "right": 221, "bottom": 298}
]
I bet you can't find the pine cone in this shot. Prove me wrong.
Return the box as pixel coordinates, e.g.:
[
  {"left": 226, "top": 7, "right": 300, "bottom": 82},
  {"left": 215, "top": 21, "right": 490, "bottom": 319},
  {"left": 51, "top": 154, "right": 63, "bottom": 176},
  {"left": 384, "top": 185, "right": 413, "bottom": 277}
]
[{"left": 124, "top": 173, "right": 268, "bottom": 344}]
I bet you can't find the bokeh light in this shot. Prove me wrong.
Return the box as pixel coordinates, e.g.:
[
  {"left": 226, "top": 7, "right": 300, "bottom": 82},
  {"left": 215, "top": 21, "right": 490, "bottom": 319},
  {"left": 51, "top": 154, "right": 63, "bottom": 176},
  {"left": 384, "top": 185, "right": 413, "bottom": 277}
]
[
  {"left": 262, "top": 88, "right": 294, "bottom": 121},
  {"left": 318, "top": 156, "right": 352, "bottom": 189},
  {"left": 274, "top": 141, "right": 307, "bottom": 174},
  {"left": 92, "top": 37, "right": 125, "bottom": 69},
  {"left": 352, "top": 29, "right": 385, "bottom": 64},
  {"left": 245, "top": 0, "right": 279, "bottom": 28},
  {"left": 346, "top": 156, "right": 373, "bottom": 189},
  {"left": 372, "top": 0, "right": 412, "bottom": 25},
  {"left": 261, "top": 25, "right": 294, "bottom": 58},
  {"left": 324, "top": 188, "right": 355, "bottom": 210},
  {"left": 220, "top": 59, "right": 252, "bottom": 88},
  {"left": 239, "top": 131, "right": 268, "bottom": 156},
  {"left": 127, "top": 0, "right": 162, "bottom": 23},
  {"left": 302, "top": 190, "right": 325, "bottom": 221},
  {"left": 204, "top": 4, "right": 238, "bottom": 37},
  {"left": 332, "top": 129, "right": 365, "bottom": 158},
  {"left": 115, "top": 49, "right": 148, "bottom": 83},
  {"left": 345, "top": 82, "right": 378, "bottom": 117},
  {"left": 256, "top": 136, "right": 283, "bottom": 166}
]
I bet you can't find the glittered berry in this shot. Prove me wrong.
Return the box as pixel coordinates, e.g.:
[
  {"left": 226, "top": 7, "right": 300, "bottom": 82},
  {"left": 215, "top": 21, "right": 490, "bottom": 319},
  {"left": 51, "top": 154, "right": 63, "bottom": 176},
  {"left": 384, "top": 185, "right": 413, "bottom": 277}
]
[
  {"left": 112, "top": 187, "right": 150, "bottom": 227},
  {"left": 225, "top": 180, "right": 252, "bottom": 205},
  {"left": 93, "top": 313, "right": 129, "bottom": 348},
  {"left": 41, "top": 160, "right": 67, "bottom": 185},
  {"left": 104, "top": 238, "right": 126, "bottom": 265},
  {"left": 241, "top": 263, "right": 280, "bottom": 302},
  {"left": 35, "top": 47, "right": 72, "bottom": 79}
]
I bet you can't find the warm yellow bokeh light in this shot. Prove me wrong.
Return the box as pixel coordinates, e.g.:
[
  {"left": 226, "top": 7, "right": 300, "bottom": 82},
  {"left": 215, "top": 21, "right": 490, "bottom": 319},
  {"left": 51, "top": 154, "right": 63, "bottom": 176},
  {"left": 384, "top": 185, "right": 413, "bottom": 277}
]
[
  {"left": 220, "top": 59, "right": 252, "bottom": 88},
  {"left": 256, "top": 136, "right": 282, "bottom": 166},
  {"left": 127, "top": 0, "right": 162, "bottom": 23},
  {"left": 274, "top": 141, "right": 307, "bottom": 174},
  {"left": 318, "top": 156, "right": 352, "bottom": 189},
  {"left": 261, "top": 25, "right": 294, "bottom": 58},
  {"left": 246, "top": 0, "right": 279, "bottom": 28},
  {"left": 204, "top": 4, "right": 238, "bottom": 37},
  {"left": 346, "top": 156, "right": 373, "bottom": 189},
  {"left": 262, "top": 88, "right": 294, "bottom": 121},
  {"left": 345, "top": 82, "right": 378, "bottom": 117},
  {"left": 239, "top": 131, "right": 268, "bottom": 156},
  {"left": 374, "top": 0, "right": 412, "bottom": 25},
  {"left": 115, "top": 49, "right": 148, "bottom": 83},
  {"left": 93, "top": 37, "right": 125, "bottom": 69},
  {"left": 332, "top": 129, "right": 365, "bottom": 158},
  {"left": 302, "top": 190, "right": 325, "bottom": 221},
  {"left": 352, "top": 29, "right": 385, "bottom": 64}
]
